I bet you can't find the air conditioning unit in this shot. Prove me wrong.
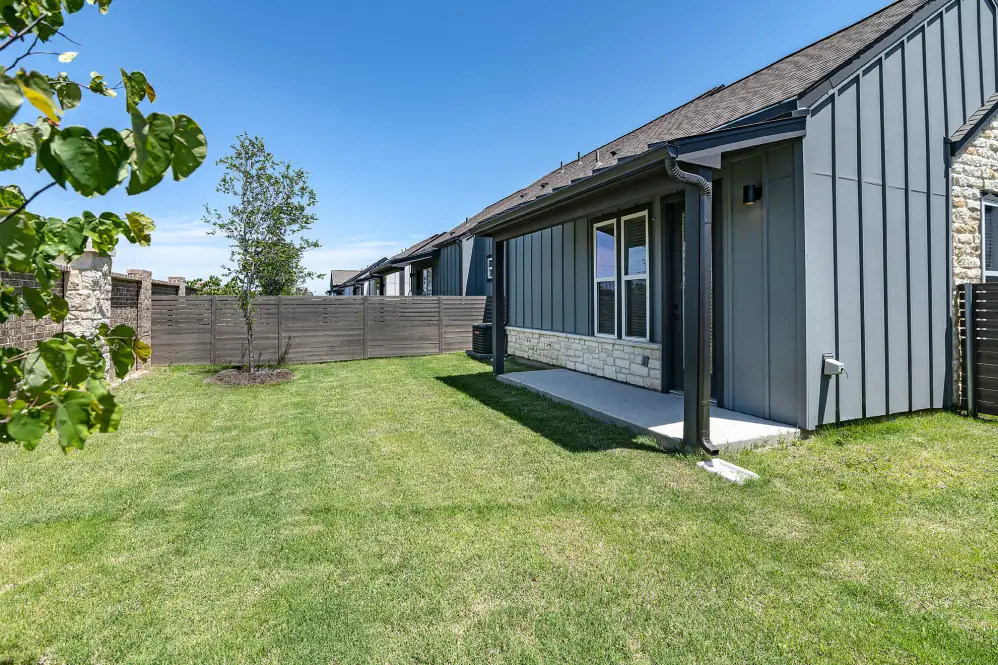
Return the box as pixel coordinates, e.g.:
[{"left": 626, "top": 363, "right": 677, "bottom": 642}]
[{"left": 472, "top": 323, "right": 493, "bottom": 355}]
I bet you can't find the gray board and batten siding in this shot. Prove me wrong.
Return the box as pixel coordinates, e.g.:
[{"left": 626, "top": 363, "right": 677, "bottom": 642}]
[
  {"left": 802, "top": 0, "right": 998, "bottom": 429},
  {"left": 501, "top": 142, "right": 804, "bottom": 428}
]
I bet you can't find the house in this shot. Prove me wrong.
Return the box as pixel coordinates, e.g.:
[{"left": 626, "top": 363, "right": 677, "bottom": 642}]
[
  {"left": 375, "top": 225, "right": 495, "bottom": 297},
  {"left": 468, "top": 0, "right": 997, "bottom": 452},
  {"left": 332, "top": 259, "right": 388, "bottom": 296},
  {"left": 327, "top": 270, "right": 360, "bottom": 296}
]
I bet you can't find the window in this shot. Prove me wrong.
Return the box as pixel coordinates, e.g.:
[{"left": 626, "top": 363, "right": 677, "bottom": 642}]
[
  {"left": 985, "top": 200, "right": 998, "bottom": 283},
  {"left": 621, "top": 212, "right": 649, "bottom": 340},
  {"left": 487, "top": 255, "right": 494, "bottom": 282},
  {"left": 594, "top": 220, "right": 617, "bottom": 337}
]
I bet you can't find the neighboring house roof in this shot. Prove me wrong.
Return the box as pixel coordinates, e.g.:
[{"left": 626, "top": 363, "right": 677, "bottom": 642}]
[
  {"left": 384, "top": 232, "right": 452, "bottom": 267},
  {"left": 459, "top": 0, "right": 930, "bottom": 233},
  {"left": 339, "top": 258, "right": 389, "bottom": 287},
  {"left": 330, "top": 270, "right": 360, "bottom": 287},
  {"left": 949, "top": 91, "right": 998, "bottom": 155}
]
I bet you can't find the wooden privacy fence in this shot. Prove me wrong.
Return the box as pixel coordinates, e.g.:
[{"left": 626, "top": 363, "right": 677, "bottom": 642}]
[
  {"left": 959, "top": 283, "right": 998, "bottom": 416},
  {"left": 151, "top": 296, "right": 491, "bottom": 366}
]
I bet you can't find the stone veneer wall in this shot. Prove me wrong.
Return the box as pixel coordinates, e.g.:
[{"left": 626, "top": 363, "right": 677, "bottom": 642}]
[
  {"left": 506, "top": 326, "right": 662, "bottom": 390},
  {"left": 951, "top": 115, "right": 998, "bottom": 404},
  {"left": 951, "top": 116, "right": 998, "bottom": 286}
]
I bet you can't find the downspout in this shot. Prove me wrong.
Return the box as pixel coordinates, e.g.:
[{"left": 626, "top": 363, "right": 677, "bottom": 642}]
[{"left": 666, "top": 150, "right": 719, "bottom": 456}]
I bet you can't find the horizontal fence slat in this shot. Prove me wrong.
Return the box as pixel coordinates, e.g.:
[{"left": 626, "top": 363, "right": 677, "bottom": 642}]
[{"left": 152, "top": 296, "right": 488, "bottom": 365}]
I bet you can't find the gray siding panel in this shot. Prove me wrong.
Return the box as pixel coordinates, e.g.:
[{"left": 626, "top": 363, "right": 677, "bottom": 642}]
[
  {"left": 541, "top": 227, "right": 552, "bottom": 331},
  {"left": 562, "top": 220, "right": 575, "bottom": 333},
  {"left": 575, "top": 219, "right": 589, "bottom": 334},
  {"left": 725, "top": 144, "right": 802, "bottom": 425},
  {"left": 531, "top": 232, "right": 542, "bottom": 327},
  {"left": 944, "top": 2, "right": 965, "bottom": 133},
  {"left": 506, "top": 218, "right": 593, "bottom": 336},
  {"left": 728, "top": 155, "right": 768, "bottom": 418},
  {"left": 884, "top": 44, "right": 912, "bottom": 415},
  {"left": 766, "top": 162, "right": 800, "bottom": 425},
  {"left": 803, "top": 97, "right": 838, "bottom": 427},
  {"left": 802, "top": 0, "right": 997, "bottom": 426},
  {"left": 860, "top": 62, "right": 888, "bottom": 418},
  {"left": 835, "top": 78, "right": 864, "bottom": 422},
  {"left": 962, "top": 0, "right": 983, "bottom": 113}
]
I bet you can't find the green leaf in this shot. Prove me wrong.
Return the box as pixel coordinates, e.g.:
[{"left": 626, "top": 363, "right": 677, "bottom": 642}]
[
  {"left": 48, "top": 293, "right": 68, "bottom": 323},
  {"left": 17, "top": 71, "right": 61, "bottom": 124},
  {"left": 36, "top": 128, "right": 67, "bottom": 186},
  {"left": 0, "top": 184, "right": 25, "bottom": 210},
  {"left": 120, "top": 69, "right": 149, "bottom": 112},
  {"left": 51, "top": 74, "right": 81, "bottom": 111},
  {"left": 124, "top": 211, "right": 154, "bottom": 245},
  {"left": 0, "top": 214, "right": 39, "bottom": 272},
  {"left": 37, "top": 337, "right": 76, "bottom": 383},
  {"left": 53, "top": 390, "right": 94, "bottom": 450},
  {"left": 20, "top": 285, "right": 49, "bottom": 319},
  {"left": 127, "top": 111, "right": 173, "bottom": 194},
  {"left": 0, "top": 123, "right": 39, "bottom": 170},
  {"left": 64, "top": 0, "right": 86, "bottom": 12},
  {"left": 0, "top": 284, "right": 23, "bottom": 323},
  {"left": 171, "top": 114, "right": 206, "bottom": 181},
  {"left": 49, "top": 125, "right": 98, "bottom": 195},
  {"left": 0, "top": 75, "right": 23, "bottom": 126},
  {"left": 21, "top": 350, "right": 54, "bottom": 394},
  {"left": 86, "top": 378, "right": 121, "bottom": 433},
  {"left": 8, "top": 404, "right": 53, "bottom": 449},
  {"left": 41, "top": 214, "right": 86, "bottom": 258}
]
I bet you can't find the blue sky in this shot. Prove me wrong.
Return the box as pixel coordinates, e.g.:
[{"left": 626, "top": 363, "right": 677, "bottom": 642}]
[{"left": 16, "top": 0, "right": 894, "bottom": 293}]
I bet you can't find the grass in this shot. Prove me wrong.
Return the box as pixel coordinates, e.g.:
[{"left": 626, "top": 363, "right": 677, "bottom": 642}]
[{"left": 1, "top": 354, "right": 996, "bottom": 664}]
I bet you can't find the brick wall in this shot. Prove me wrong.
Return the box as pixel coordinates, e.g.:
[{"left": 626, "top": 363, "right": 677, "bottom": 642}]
[
  {"left": 151, "top": 281, "right": 180, "bottom": 296},
  {"left": 507, "top": 326, "right": 663, "bottom": 390},
  {"left": 0, "top": 269, "right": 66, "bottom": 349},
  {"left": 110, "top": 275, "right": 140, "bottom": 331}
]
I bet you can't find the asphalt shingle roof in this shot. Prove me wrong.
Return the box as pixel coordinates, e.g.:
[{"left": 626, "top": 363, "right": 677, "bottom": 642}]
[
  {"left": 450, "top": 0, "right": 931, "bottom": 233},
  {"left": 329, "top": 270, "right": 360, "bottom": 286},
  {"left": 951, "top": 91, "right": 998, "bottom": 151}
]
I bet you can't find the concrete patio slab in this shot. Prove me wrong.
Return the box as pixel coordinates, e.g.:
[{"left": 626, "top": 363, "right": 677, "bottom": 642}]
[{"left": 498, "top": 369, "right": 799, "bottom": 452}]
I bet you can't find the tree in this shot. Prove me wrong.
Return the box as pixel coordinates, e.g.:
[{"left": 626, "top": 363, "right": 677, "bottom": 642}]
[
  {"left": 187, "top": 274, "right": 239, "bottom": 296},
  {"left": 203, "top": 134, "right": 318, "bottom": 374},
  {"left": 0, "top": 1, "right": 207, "bottom": 451}
]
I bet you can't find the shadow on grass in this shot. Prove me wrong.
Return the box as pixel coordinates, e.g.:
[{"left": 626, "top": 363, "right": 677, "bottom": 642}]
[{"left": 437, "top": 372, "right": 666, "bottom": 455}]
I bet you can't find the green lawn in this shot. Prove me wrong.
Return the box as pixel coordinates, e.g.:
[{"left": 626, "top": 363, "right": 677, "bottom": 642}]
[{"left": 1, "top": 354, "right": 996, "bottom": 664}]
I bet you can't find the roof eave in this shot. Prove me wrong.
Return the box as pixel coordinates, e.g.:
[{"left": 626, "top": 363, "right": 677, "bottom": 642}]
[{"left": 474, "top": 115, "right": 808, "bottom": 238}]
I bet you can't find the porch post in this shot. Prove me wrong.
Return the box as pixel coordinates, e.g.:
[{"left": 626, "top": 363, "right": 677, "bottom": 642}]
[
  {"left": 492, "top": 238, "right": 506, "bottom": 375},
  {"left": 683, "top": 166, "right": 717, "bottom": 454}
]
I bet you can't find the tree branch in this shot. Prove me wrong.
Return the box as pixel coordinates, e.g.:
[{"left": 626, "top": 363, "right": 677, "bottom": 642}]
[
  {"left": 7, "top": 35, "right": 39, "bottom": 71},
  {"left": 0, "top": 181, "right": 57, "bottom": 225},
  {"left": 0, "top": 14, "right": 50, "bottom": 54}
]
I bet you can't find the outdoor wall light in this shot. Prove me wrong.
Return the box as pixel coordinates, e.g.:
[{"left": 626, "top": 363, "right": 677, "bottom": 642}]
[{"left": 743, "top": 184, "right": 763, "bottom": 205}]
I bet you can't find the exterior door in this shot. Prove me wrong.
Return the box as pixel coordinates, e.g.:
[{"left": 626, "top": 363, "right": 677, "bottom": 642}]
[{"left": 664, "top": 186, "right": 723, "bottom": 398}]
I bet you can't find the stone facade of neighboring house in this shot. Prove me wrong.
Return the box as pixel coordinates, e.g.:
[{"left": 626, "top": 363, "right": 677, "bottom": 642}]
[
  {"left": 506, "top": 327, "right": 662, "bottom": 390},
  {"left": 951, "top": 117, "right": 998, "bottom": 287},
  {"left": 950, "top": 116, "right": 998, "bottom": 402}
]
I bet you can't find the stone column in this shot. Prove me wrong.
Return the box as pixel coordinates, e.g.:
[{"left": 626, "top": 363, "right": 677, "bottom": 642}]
[
  {"left": 63, "top": 250, "right": 111, "bottom": 337},
  {"left": 168, "top": 276, "right": 186, "bottom": 296},
  {"left": 127, "top": 269, "right": 153, "bottom": 345}
]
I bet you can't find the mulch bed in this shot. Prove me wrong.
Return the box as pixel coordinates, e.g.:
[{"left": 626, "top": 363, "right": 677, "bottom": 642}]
[{"left": 206, "top": 368, "right": 296, "bottom": 386}]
